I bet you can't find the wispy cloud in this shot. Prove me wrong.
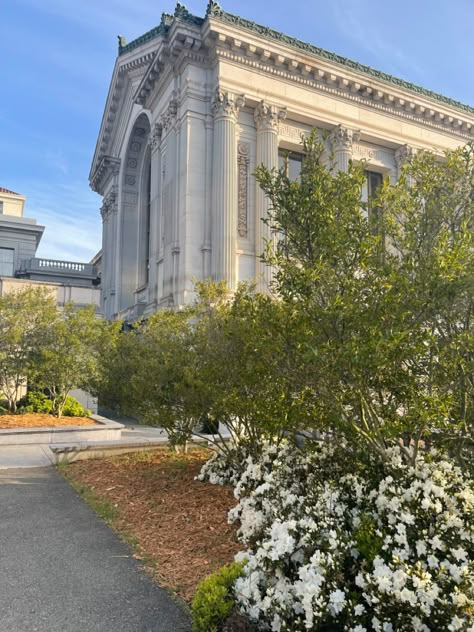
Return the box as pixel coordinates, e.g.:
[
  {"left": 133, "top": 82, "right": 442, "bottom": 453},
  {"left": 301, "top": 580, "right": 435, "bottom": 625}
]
[
  {"left": 22, "top": 181, "right": 101, "bottom": 262},
  {"left": 329, "top": 0, "right": 425, "bottom": 82}
]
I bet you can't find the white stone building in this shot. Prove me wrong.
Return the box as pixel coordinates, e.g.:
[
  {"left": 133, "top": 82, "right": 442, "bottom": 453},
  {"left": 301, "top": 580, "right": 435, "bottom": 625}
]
[{"left": 90, "top": 1, "right": 474, "bottom": 322}]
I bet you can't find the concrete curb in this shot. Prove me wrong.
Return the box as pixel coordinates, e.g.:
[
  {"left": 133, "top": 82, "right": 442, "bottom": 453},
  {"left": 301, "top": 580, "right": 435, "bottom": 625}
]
[{"left": 0, "top": 415, "right": 124, "bottom": 446}]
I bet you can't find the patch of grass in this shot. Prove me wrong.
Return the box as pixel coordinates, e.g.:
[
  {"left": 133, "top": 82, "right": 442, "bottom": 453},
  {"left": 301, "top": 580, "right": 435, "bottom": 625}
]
[{"left": 61, "top": 464, "right": 119, "bottom": 526}]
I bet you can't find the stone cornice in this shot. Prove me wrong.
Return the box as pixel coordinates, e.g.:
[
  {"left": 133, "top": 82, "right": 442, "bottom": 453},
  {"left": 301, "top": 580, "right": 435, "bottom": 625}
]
[
  {"left": 91, "top": 156, "right": 121, "bottom": 195},
  {"left": 118, "top": 4, "right": 204, "bottom": 56},
  {"left": 214, "top": 48, "right": 474, "bottom": 141},
  {"left": 207, "top": 3, "right": 474, "bottom": 118}
]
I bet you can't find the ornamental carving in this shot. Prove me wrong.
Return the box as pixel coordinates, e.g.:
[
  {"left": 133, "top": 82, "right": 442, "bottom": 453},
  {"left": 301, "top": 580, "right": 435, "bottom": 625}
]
[
  {"left": 206, "top": 0, "right": 223, "bottom": 17},
  {"left": 237, "top": 143, "right": 249, "bottom": 238},
  {"left": 212, "top": 89, "right": 245, "bottom": 120},
  {"left": 160, "top": 99, "right": 178, "bottom": 132},
  {"left": 394, "top": 144, "right": 415, "bottom": 168},
  {"left": 329, "top": 124, "right": 361, "bottom": 152},
  {"left": 130, "top": 141, "right": 141, "bottom": 152},
  {"left": 254, "top": 101, "right": 287, "bottom": 132},
  {"left": 100, "top": 185, "right": 118, "bottom": 221},
  {"left": 149, "top": 122, "right": 163, "bottom": 151}
]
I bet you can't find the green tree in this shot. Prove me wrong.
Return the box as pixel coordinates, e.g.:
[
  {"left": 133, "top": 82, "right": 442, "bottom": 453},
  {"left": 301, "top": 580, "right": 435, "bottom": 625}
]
[
  {"left": 256, "top": 132, "right": 474, "bottom": 466},
  {"left": 33, "top": 304, "right": 113, "bottom": 417},
  {"left": 0, "top": 287, "right": 57, "bottom": 412}
]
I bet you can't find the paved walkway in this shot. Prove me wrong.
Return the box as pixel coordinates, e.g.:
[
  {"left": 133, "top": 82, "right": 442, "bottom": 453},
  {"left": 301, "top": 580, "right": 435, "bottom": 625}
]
[
  {"left": 0, "top": 467, "right": 191, "bottom": 632},
  {"left": 0, "top": 419, "right": 169, "bottom": 469}
]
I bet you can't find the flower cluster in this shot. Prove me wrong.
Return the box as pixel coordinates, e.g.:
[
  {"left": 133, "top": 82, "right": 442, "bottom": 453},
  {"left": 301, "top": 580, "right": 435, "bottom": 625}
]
[{"left": 200, "top": 443, "right": 474, "bottom": 631}]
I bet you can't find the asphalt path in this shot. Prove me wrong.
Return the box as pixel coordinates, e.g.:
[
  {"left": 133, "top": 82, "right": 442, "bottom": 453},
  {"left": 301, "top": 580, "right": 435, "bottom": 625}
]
[{"left": 0, "top": 467, "right": 191, "bottom": 632}]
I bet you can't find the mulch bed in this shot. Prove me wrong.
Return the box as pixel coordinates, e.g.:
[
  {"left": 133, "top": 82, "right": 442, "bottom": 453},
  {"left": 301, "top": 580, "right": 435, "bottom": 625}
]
[
  {"left": 0, "top": 413, "right": 97, "bottom": 429},
  {"left": 64, "top": 449, "right": 242, "bottom": 602}
]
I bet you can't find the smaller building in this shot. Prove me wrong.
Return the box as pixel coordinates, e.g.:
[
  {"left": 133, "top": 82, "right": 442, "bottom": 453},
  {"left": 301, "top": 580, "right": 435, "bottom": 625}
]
[
  {"left": 0, "top": 186, "right": 101, "bottom": 311},
  {"left": 0, "top": 187, "right": 44, "bottom": 278}
]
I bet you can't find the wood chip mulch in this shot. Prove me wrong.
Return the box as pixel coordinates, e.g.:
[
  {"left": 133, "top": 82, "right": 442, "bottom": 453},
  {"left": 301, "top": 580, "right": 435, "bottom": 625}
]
[
  {"left": 64, "top": 449, "right": 242, "bottom": 602},
  {"left": 0, "top": 413, "right": 97, "bottom": 429}
]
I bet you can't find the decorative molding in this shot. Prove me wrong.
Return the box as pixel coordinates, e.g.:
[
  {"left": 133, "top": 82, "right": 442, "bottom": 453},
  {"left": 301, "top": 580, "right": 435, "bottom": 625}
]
[
  {"left": 149, "top": 122, "right": 163, "bottom": 151},
  {"left": 209, "top": 4, "right": 474, "bottom": 117},
  {"left": 119, "top": 6, "right": 203, "bottom": 56},
  {"left": 159, "top": 98, "right": 179, "bottom": 132},
  {"left": 237, "top": 142, "right": 249, "bottom": 238},
  {"left": 212, "top": 89, "right": 245, "bottom": 119},
  {"left": 395, "top": 144, "right": 416, "bottom": 169},
  {"left": 329, "top": 124, "right": 360, "bottom": 152},
  {"left": 279, "top": 122, "right": 310, "bottom": 143},
  {"left": 100, "top": 185, "right": 118, "bottom": 221},
  {"left": 214, "top": 50, "right": 473, "bottom": 142},
  {"left": 91, "top": 156, "right": 121, "bottom": 194},
  {"left": 353, "top": 144, "right": 383, "bottom": 161},
  {"left": 254, "top": 101, "right": 287, "bottom": 132}
]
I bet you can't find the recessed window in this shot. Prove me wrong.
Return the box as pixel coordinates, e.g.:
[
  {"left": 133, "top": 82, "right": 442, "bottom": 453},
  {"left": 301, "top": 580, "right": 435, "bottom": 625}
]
[
  {"left": 0, "top": 248, "right": 14, "bottom": 276},
  {"left": 0, "top": 201, "right": 4, "bottom": 214},
  {"left": 279, "top": 150, "right": 304, "bottom": 180}
]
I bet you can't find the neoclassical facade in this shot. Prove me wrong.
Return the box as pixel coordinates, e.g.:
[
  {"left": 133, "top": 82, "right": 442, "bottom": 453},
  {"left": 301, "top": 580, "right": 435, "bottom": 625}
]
[{"left": 90, "top": 1, "right": 474, "bottom": 321}]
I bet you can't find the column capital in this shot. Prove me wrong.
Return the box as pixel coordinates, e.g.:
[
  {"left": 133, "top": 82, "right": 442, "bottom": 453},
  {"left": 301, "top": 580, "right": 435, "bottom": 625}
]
[
  {"left": 254, "top": 100, "right": 287, "bottom": 132},
  {"left": 149, "top": 122, "right": 163, "bottom": 152},
  {"left": 212, "top": 89, "right": 245, "bottom": 120},
  {"left": 100, "top": 185, "right": 118, "bottom": 221},
  {"left": 329, "top": 124, "right": 360, "bottom": 152},
  {"left": 394, "top": 144, "right": 415, "bottom": 169}
]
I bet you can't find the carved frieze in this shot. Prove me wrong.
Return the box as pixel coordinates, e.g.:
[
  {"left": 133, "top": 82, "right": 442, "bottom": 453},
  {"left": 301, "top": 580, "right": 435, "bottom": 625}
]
[
  {"left": 329, "top": 124, "right": 360, "bottom": 152},
  {"left": 279, "top": 122, "right": 310, "bottom": 143},
  {"left": 212, "top": 89, "right": 245, "bottom": 120},
  {"left": 254, "top": 101, "right": 287, "bottom": 132},
  {"left": 237, "top": 142, "right": 249, "bottom": 238}
]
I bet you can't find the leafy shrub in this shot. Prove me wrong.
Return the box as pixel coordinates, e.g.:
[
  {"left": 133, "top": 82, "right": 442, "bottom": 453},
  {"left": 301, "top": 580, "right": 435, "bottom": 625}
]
[
  {"left": 192, "top": 562, "right": 246, "bottom": 632},
  {"left": 17, "top": 391, "right": 53, "bottom": 414},
  {"left": 201, "top": 444, "right": 474, "bottom": 632},
  {"left": 61, "top": 395, "right": 90, "bottom": 417},
  {"left": 16, "top": 392, "right": 90, "bottom": 417}
]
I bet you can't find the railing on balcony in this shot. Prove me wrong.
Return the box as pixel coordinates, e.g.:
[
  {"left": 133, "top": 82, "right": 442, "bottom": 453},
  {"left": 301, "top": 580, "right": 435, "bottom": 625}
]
[{"left": 17, "top": 257, "right": 98, "bottom": 279}]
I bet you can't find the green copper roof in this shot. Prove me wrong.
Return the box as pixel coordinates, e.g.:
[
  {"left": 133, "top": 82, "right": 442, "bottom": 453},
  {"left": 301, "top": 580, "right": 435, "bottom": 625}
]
[{"left": 118, "top": 1, "right": 474, "bottom": 117}]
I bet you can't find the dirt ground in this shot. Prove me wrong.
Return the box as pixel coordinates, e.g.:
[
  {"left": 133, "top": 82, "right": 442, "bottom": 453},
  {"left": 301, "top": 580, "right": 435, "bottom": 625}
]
[
  {"left": 0, "top": 413, "right": 97, "bottom": 429},
  {"left": 63, "top": 449, "right": 242, "bottom": 602}
]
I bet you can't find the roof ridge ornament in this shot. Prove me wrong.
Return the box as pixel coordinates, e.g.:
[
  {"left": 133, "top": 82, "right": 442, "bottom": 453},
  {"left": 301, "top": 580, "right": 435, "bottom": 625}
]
[
  {"left": 206, "top": 1, "right": 223, "bottom": 17},
  {"left": 174, "top": 3, "right": 190, "bottom": 19}
]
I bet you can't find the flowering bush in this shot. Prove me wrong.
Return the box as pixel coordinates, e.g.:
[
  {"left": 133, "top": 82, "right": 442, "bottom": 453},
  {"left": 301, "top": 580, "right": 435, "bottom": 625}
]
[{"left": 199, "top": 443, "right": 474, "bottom": 631}]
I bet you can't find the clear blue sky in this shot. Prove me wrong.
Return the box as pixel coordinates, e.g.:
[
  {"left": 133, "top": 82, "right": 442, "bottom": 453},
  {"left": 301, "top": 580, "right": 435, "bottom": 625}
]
[{"left": 1, "top": 0, "right": 473, "bottom": 261}]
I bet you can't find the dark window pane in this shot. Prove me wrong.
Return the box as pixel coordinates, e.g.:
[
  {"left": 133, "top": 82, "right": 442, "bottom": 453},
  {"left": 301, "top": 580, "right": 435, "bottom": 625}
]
[{"left": 288, "top": 155, "right": 303, "bottom": 180}]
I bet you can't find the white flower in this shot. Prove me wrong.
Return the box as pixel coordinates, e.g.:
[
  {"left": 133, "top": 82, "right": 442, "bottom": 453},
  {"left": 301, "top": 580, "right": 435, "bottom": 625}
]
[{"left": 328, "top": 589, "right": 346, "bottom": 615}]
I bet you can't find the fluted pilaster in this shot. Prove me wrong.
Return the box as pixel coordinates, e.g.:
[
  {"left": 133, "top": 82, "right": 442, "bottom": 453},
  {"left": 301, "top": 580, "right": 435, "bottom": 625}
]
[
  {"left": 211, "top": 90, "right": 244, "bottom": 289},
  {"left": 254, "top": 100, "right": 286, "bottom": 292}
]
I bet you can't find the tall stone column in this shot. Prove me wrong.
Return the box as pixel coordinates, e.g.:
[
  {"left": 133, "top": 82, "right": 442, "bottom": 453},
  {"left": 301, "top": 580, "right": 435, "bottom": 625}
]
[
  {"left": 211, "top": 89, "right": 245, "bottom": 290},
  {"left": 254, "top": 101, "right": 286, "bottom": 292},
  {"left": 147, "top": 122, "right": 162, "bottom": 309},
  {"left": 328, "top": 124, "right": 360, "bottom": 172}
]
